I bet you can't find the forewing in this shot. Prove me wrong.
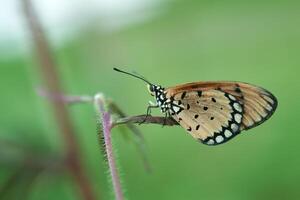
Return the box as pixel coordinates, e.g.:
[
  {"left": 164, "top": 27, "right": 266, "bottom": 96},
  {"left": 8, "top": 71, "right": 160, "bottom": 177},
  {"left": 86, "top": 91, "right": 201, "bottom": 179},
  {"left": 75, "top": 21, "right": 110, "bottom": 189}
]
[
  {"left": 214, "top": 82, "right": 277, "bottom": 131},
  {"left": 165, "top": 81, "right": 277, "bottom": 145}
]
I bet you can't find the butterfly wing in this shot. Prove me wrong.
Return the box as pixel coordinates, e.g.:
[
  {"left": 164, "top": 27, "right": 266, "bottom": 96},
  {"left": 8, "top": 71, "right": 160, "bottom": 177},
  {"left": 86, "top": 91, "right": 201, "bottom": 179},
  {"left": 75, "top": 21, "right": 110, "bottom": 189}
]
[{"left": 165, "top": 81, "right": 277, "bottom": 145}]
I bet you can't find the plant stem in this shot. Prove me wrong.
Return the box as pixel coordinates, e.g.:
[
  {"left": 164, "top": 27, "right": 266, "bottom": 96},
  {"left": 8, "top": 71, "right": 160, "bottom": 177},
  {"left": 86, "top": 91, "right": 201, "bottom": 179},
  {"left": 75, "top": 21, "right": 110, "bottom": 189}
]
[
  {"left": 37, "top": 88, "right": 93, "bottom": 104},
  {"left": 94, "top": 94, "right": 124, "bottom": 200},
  {"left": 22, "top": 0, "right": 96, "bottom": 199},
  {"left": 113, "top": 115, "right": 179, "bottom": 127},
  {"left": 37, "top": 91, "right": 178, "bottom": 127}
]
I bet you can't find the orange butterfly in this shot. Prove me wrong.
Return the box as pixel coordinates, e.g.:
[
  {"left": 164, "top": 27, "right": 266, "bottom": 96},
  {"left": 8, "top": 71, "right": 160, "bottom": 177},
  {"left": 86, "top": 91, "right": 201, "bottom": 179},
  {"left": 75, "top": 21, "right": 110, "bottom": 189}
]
[{"left": 114, "top": 68, "right": 278, "bottom": 145}]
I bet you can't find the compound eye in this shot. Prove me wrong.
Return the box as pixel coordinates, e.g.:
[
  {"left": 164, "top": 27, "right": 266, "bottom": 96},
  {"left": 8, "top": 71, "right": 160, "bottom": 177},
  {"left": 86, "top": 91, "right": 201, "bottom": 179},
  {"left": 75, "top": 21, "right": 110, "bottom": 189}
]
[
  {"left": 147, "top": 85, "right": 155, "bottom": 96},
  {"left": 150, "top": 85, "right": 155, "bottom": 92}
]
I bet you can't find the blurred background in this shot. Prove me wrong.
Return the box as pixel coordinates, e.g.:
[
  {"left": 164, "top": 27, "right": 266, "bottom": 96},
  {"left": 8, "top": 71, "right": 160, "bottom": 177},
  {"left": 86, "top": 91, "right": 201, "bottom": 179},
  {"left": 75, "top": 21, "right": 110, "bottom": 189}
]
[{"left": 0, "top": 0, "right": 299, "bottom": 199}]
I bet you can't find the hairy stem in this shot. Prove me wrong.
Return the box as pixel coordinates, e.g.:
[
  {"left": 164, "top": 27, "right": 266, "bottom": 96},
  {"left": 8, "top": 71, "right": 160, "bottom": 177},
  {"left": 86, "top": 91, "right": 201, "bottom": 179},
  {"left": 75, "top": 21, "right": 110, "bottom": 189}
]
[{"left": 94, "top": 94, "right": 124, "bottom": 200}]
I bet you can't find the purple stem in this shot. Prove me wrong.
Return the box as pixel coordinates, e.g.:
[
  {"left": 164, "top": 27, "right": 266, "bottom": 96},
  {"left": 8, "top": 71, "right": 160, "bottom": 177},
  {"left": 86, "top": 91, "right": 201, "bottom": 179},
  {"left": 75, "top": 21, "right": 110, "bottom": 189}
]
[
  {"left": 95, "top": 94, "right": 124, "bottom": 200},
  {"left": 22, "top": 0, "right": 96, "bottom": 199},
  {"left": 37, "top": 88, "right": 93, "bottom": 104}
]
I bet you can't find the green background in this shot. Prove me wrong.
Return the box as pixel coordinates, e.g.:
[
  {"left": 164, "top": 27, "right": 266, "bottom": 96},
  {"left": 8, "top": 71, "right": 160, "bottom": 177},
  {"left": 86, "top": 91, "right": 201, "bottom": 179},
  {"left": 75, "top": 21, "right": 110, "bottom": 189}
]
[{"left": 1, "top": 0, "right": 300, "bottom": 199}]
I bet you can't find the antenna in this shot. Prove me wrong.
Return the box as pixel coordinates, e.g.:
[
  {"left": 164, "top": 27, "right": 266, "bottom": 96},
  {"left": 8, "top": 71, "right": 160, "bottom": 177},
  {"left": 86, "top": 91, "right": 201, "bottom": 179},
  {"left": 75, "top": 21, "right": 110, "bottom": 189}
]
[{"left": 113, "top": 68, "right": 153, "bottom": 86}]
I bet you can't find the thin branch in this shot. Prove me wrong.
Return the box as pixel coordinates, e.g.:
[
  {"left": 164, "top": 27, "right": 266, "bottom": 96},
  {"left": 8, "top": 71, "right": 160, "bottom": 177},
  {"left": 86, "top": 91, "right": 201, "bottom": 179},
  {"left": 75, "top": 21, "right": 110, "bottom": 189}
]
[
  {"left": 37, "top": 88, "right": 93, "bottom": 104},
  {"left": 22, "top": 1, "right": 96, "bottom": 200},
  {"left": 94, "top": 94, "right": 124, "bottom": 200},
  {"left": 113, "top": 115, "right": 179, "bottom": 127},
  {"left": 38, "top": 91, "right": 179, "bottom": 127},
  {"left": 107, "top": 100, "right": 145, "bottom": 139}
]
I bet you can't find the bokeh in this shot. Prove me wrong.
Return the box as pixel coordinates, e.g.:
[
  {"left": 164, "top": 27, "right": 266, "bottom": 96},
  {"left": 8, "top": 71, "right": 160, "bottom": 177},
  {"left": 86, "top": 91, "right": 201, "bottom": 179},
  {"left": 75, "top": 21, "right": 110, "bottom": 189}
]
[{"left": 0, "top": 0, "right": 299, "bottom": 199}]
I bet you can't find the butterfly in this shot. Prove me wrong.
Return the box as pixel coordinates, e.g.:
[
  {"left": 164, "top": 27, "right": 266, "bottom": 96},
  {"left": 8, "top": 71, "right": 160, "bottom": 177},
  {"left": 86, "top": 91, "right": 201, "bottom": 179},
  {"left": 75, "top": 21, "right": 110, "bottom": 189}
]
[{"left": 113, "top": 68, "right": 278, "bottom": 146}]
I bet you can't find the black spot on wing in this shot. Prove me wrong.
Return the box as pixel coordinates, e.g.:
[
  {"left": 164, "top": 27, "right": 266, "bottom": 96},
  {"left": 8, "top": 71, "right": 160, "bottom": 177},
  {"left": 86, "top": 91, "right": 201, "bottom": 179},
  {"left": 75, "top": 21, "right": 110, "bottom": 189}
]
[
  {"left": 181, "top": 91, "right": 187, "bottom": 99},
  {"left": 235, "top": 87, "right": 242, "bottom": 93},
  {"left": 186, "top": 104, "right": 190, "bottom": 110},
  {"left": 197, "top": 91, "right": 202, "bottom": 97}
]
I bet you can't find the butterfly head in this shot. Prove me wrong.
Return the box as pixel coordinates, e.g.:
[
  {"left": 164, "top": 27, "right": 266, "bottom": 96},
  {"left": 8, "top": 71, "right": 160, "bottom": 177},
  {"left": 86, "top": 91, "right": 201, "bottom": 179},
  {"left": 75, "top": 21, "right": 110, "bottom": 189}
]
[
  {"left": 113, "top": 68, "right": 169, "bottom": 113},
  {"left": 147, "top": 84, "right": 156, "bottom": 96},
  {"left": 147, "top": 84, "right": 164, "bottom": 95}
]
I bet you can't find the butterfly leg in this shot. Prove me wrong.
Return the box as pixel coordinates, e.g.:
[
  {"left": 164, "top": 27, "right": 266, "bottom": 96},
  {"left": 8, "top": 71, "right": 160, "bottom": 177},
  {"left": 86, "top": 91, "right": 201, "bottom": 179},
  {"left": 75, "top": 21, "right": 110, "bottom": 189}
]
[
  {"left": 139, "top": 103, "right": 159, "bottom": 125},
  {"left": 162, "top": 112, "right": 169, "bottom": 127}
]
